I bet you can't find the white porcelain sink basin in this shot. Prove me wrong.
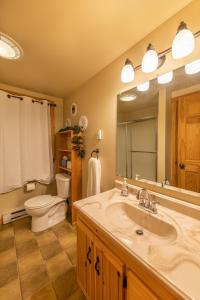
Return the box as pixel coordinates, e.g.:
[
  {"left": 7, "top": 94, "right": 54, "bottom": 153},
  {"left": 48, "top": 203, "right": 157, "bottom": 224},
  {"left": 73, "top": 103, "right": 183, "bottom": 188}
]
[{"left": 106, "top": 202, "right": 177, "bottom": 245}]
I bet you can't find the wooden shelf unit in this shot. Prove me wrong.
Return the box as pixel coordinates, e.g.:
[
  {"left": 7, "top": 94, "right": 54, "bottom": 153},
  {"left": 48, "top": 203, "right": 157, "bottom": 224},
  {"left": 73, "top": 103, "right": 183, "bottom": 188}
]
[{"left": 56, "top": 130, "right": 82, "bottom": 224}]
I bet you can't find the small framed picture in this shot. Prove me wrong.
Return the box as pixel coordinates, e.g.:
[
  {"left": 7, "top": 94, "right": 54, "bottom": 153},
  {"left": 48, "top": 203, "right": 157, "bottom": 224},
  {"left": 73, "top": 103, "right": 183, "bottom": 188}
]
[{"left": 70, "top": 102, "right": 77, "bottom": 116}]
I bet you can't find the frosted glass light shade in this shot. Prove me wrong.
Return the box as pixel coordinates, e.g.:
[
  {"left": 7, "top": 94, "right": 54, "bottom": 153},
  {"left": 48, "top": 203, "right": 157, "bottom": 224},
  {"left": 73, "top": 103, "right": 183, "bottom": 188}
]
[
  {"left": 185, "top": 59, "right": 200, "bottom": 75},
  {"left": 142, "top": 44, "right": 158, "bottom": 73},
  {"left": 0, "top": 33, "right": 22, "bottom": 60},
  {"left": 120, "top": 94, "right": 137, "bottom": 101},
  {"left": 172, "top": 22, "right": 195, "bottom": 59},
  {"left": 121, "top": 59, "right": 134, "bottom": 83},
  {"left": 157, "top": 71, "right": 173, "bottom": 84},
  {"left": 137, "top": 81, "right": 150, "bottom": 92}
]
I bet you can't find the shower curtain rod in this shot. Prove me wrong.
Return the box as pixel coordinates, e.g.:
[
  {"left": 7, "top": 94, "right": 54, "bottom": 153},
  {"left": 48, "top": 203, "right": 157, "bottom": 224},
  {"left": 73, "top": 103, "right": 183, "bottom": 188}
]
[
  {"left": 1, "top": 89, "right": 57, "bottom": 107},
  {"left": 117, "top": 116, "right": 157, "bottom": 125}
]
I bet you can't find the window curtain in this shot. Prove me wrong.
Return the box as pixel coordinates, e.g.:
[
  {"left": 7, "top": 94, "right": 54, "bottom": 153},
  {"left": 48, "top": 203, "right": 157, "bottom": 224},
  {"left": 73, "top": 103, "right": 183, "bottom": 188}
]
[{"left": 0, "top": 90, "right": 54, "bottom": 194}]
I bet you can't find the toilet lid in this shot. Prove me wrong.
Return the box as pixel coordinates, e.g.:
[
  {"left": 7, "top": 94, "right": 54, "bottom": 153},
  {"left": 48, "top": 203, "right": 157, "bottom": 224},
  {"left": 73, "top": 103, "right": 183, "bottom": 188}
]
[{"left": 25, "top": 195, "right": 55, "bottom": 209}]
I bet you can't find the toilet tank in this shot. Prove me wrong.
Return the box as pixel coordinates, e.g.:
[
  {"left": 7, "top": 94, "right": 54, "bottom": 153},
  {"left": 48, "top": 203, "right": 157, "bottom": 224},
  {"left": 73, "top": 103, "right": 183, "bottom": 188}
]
[{"left": 55, "top": 173, "right": 71, "bottom": 199}]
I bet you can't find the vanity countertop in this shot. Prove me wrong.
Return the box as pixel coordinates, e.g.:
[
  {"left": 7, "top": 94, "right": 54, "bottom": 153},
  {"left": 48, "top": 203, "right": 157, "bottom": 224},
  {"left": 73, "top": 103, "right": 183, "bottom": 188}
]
[{"left": 74, "top": 187, "right": 200, "bottom": 300}]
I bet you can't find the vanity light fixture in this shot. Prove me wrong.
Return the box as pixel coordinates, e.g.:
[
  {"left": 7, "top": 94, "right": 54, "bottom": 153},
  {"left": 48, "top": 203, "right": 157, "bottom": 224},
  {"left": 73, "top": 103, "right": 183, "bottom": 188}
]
[
  {"left": 172, "top": 22, "right": 195, "bottom": 59},
  {"left": 142, "top": 44, "right": 159, "bottom": 73},
  {"left": 120, "top": 94, "right": 137, "bottom": 101},
  {"left": 120, "top": 22, "right": 200, "bottom": 84},
  {"left": 137, "top": 81, "right": 150, "bottom": 92},
  {"left": 0, "top": 33, "right": 22, "bottom": 60},
  {"left": 185, "top": 59, "right": 200, "bottom": 75},
  {"left": 121, "top": 59, "right": 135, "bottom": 83},
  {"left": 157, "top": 71, "right": 173, "bottom": 84}
]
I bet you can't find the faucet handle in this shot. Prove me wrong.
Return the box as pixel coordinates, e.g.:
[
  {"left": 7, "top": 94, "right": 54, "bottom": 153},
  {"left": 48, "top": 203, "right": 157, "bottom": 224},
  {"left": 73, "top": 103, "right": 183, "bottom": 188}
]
[{"left": 150, "top": 197, "right": 159, "bottom": 213}]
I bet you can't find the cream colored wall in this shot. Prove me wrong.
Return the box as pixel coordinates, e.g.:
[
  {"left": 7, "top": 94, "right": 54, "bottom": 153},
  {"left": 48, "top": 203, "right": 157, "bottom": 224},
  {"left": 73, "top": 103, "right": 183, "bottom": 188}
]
[
  {"left": 64, "top": 0, "right": 200, "bottom": 198},
  {"left": 0, "top": 83, "right": 63, "bottom": 219}
]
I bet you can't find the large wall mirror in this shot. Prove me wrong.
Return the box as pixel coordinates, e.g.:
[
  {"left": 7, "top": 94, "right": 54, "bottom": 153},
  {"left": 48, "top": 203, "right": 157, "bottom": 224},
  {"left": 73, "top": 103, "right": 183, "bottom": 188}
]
[{"left": 117, "top": 61, "right": 200, "bottom": 197}]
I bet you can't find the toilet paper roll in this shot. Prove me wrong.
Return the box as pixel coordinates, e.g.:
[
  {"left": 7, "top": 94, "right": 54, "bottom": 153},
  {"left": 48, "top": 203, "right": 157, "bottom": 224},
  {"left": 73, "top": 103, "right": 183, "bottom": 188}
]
[{"left": 26, "top": 182, "right": 36, "bottom": 192}]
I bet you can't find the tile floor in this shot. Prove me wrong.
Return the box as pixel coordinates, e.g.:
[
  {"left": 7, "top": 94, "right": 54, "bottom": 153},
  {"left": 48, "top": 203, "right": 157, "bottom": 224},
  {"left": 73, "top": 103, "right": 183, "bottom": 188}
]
[{"left": 0, "top": 217, "right": 85, "bottom": 300}]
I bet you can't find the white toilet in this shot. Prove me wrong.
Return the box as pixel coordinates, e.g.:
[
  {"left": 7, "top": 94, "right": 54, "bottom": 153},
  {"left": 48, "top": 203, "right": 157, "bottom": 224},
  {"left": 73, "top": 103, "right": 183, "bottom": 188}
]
[{"left": 24, "top": 173, "right": 70, "bottom": 232}]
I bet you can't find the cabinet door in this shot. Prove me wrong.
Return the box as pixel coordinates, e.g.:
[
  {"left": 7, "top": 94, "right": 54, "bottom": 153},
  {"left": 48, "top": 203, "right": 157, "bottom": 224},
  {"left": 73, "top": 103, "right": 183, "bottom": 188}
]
[
  {"left": 77, "top": 220, "right": 94, "bottom": 300},
  {"left": 94, "top": 237, "right": 125, "bottom": 300},
  {"left": 127, "top": 269, "right": 159, "bottom": 300}
]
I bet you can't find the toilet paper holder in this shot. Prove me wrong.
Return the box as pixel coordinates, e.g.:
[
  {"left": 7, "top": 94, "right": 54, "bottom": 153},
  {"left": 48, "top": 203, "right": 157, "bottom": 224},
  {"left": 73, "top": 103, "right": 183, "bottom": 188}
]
[{"left": 24, "top": 181, "right": 37, "bottom": 192}]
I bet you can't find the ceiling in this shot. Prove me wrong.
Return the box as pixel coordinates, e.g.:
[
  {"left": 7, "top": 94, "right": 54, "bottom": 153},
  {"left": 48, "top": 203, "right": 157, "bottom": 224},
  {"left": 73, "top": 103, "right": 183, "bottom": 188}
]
[{"left": 0, "top": 0, "right": 192, "bottom": 98}]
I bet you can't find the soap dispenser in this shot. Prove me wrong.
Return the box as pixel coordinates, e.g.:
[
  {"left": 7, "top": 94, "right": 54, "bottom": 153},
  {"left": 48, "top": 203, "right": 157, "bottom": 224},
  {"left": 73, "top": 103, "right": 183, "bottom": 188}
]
[{"left": 121, "top": 178, "right": 128, "bottom": 197}]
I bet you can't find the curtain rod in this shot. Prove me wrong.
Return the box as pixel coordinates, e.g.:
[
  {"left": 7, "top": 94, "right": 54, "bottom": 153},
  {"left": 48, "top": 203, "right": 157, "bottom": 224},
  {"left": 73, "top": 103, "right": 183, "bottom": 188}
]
[{"left": 1, "top": 89, "right": 57, "bottom": 107}]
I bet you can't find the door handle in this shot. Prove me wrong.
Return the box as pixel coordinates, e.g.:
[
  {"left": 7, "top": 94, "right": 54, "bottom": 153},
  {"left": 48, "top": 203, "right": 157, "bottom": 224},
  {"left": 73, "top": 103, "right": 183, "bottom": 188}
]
[
  {"left": 179, "top": 163, "right": 185, "bottom": 169},
  {"left": 95, "top": 256, "right": 100, "bottom": 276},
  {"left": 86, "top": 246, "right": 92, "bottom": 264}
]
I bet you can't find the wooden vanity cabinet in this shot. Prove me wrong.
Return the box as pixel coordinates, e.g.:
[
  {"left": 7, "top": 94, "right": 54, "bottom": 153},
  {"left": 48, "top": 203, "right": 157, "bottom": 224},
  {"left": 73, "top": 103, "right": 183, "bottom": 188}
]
[
  {"left": 77, "top": 215, "right": 181, "bottom": 300},
  {"left": 127, "top": 269, "right": 159, "bottom": 300},
  {"left": 77, "top": 220, "right": 94, "bottom": 299},
  {"left": 77, "top": 219, "right": 125, "bottom": 300},
  {"left": 94, "top": 237, "right": 124, "bottom": 300}
]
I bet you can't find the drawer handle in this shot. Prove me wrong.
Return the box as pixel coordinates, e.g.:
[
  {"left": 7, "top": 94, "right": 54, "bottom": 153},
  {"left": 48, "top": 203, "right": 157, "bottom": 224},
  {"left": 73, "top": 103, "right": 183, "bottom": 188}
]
[
  {"left": 95, "top": 256, "right": 100, "bottom": 276},
  {"left": 86, "top": 246, "right": 92, "bottom": 264}
]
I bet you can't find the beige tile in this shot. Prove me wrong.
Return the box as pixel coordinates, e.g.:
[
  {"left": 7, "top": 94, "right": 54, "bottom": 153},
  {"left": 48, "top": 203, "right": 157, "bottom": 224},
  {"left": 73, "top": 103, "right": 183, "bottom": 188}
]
[
  {"left": 16, "top": 239, "right": 38, "bottom": 258},
  {"left": 66, "top": 244, "right": 77, "bottom": 266},
  {"left": 40, "top": 240, "right": 62, "bottom": 260},
  {"left": 0, "top": 247, "right": 17, "bottom": 267},
  {"left": 0, "top": 261, "right": 18, "bottom": 287},
  {"left": 20, "top": 264, "right": 50, "bottom": 299},
  {"left": 52, "top": 267, "right": 78, "bottom": 300},
  {"left": 52, "top": 221, "right": 73, "bottom": 238},
  {"left": 35, "top": 230, "right": 57, "bottom": 248},
  {"left": 46, "top": 251, "right": 72, "bottom": 280},
  {"left": 0, "top": 278, "right": 22, "bottom": 300},
  {"left": 67, "top": 288, "right": 86, "bottom": 300},
  {"left": 0, "top": 237, "right": 15, "bottom": 253},
  {"left": 59, "top": 231, "right": 77, "bottom": 250},
  {"left": 25, "top": 283, "right": 57, "bottom": 300},
  {"left": 18, "top": 250, "right": 44, "bottom": 276},
  {"left": 13, "top": 217, "right": 31, "bottom": 232},
  {"left": 15, "top": 229, "right": 34, "bottom": 244},
  {"left": 0, "top": 224, "right": 14, "bottom": 240}
]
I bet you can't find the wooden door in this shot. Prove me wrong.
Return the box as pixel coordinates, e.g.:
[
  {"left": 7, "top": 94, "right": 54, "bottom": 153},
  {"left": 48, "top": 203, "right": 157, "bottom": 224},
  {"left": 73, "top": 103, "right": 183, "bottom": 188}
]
[
  {"left": 94, "top": 237, "right": 125, "bottom": 300},
  {"left": 77, "top": 220, "right": 94, "bottom": 300},
  {"left": 171, "top": 92, "right": 200, "bottom": 192},
  {"left": 127, "top": 269, "right": 159, "bottom": 300}
]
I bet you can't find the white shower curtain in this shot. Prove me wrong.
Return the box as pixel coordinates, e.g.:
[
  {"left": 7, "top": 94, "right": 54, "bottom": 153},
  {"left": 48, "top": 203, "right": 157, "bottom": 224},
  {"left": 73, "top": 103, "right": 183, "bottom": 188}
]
[{"left": 0, "top": 90, "right": 54, "bottom": 194}]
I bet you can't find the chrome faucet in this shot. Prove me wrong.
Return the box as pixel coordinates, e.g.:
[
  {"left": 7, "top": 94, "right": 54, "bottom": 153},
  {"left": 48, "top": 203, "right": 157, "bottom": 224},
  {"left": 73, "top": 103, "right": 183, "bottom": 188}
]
[
  {"left": 161, "top": 179, "right": 170, "bottom": 188},
  {"left": 136, "top": 188, "right": 158, "bottom": 214}
]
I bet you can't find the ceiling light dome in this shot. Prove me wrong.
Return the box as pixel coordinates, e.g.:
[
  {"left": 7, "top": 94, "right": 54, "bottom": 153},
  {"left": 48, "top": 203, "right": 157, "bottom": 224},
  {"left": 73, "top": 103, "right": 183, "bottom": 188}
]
[
  {"left": 137, "top": 81, "right": 150, "bottom": 92},
  {"left": 0, "top": 33, "right": 22, "bottom": 60},
  {"left": 185, "top": 59, "right": 200, "bottom": 75},
  {"left": 157, "top": 71, "right": 173, "bottom": 84},
  {"left": 121, "top": 59, "right": 135, "bottom": 83},
  {"left": 142, "top": 44, "right": 158, "bottom": 73},
  {"left": 172, "top": 22, "right": 195, "bottom": 60},
  {"left": 120, "top": 94, "right": 137, "bottom": 101}
]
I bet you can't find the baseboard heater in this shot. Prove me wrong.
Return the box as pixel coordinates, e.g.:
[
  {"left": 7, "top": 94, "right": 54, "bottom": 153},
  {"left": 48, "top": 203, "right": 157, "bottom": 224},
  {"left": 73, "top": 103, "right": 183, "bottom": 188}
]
[{"left": 3, "top": 207, "right": 28, "bottom": 224}]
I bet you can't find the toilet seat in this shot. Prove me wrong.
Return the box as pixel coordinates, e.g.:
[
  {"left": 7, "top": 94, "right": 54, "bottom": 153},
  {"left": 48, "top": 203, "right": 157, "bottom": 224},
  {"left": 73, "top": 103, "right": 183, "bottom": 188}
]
[{"left": 25, "top": 195, "right": 56, "bottom": 209}]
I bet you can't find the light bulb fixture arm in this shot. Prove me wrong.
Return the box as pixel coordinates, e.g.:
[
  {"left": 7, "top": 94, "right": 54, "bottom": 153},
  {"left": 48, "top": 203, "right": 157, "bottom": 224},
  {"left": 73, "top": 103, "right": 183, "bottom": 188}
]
[{"left": 123, "top": 26, "right": 200, "bottom": 80}]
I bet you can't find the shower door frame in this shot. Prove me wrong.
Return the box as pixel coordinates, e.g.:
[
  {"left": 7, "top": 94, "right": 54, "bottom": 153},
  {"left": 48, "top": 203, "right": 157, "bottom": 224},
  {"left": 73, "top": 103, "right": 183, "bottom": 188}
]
[{"left": 117, "top": 116, "right": 158, "bottom": 180}]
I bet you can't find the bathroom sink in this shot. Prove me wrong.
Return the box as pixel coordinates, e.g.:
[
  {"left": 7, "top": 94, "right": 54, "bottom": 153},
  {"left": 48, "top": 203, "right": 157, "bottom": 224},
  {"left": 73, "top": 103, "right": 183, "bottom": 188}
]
[{"left": 105, "top": 202, "right": 177, "bottom": 245}]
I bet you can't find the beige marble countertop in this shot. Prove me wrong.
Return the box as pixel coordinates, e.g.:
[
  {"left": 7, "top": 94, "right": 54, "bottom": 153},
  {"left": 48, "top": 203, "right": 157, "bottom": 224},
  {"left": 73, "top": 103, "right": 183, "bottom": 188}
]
[{"left": 74, "top": 186, "right": 200, "bottom": 300}]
